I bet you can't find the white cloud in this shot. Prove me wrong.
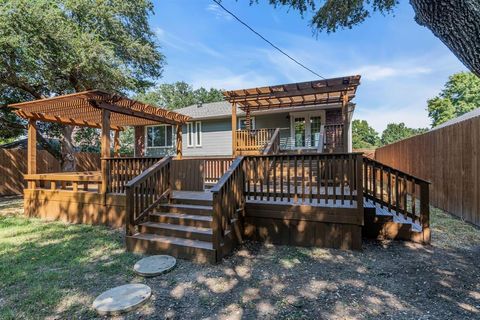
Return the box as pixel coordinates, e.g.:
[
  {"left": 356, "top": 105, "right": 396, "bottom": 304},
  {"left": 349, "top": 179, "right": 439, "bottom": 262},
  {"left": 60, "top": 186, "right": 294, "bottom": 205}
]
[
  {"left": 348, "top": 65, "right": 431, "bottom": 81},
  {"left": 188, "top": 67, "right": 276, "bottom": 90},
  {"left": 206, "top": 4, "right": 233, "bottom": 21}
]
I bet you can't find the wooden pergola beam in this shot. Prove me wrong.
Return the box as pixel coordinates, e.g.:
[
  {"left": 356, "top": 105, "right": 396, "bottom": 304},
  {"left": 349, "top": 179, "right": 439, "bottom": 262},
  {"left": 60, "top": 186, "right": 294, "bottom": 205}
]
[
  {"left": 15, "top": 110, "right": 124, "bottom": 131},
  {"left": 93, "top": 102, "right": 180, "bottom": 126}
]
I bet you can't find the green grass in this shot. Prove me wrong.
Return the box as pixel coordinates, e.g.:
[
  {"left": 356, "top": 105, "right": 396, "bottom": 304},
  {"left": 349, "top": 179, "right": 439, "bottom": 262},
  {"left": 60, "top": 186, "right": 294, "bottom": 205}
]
[{"left": 0, "top": 198, "right": 141, "bottom": 319}]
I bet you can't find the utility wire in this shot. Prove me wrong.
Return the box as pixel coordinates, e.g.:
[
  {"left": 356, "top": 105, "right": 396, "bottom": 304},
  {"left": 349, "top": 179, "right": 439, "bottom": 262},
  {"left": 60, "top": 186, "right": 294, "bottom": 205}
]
[{"left": 212, "top": 0, "right": 326, "bottom": 80}]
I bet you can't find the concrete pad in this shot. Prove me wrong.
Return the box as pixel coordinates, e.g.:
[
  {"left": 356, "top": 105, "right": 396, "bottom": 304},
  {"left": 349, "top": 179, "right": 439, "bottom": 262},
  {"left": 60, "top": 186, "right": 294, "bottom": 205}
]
[
  {"left": 92, "top": 283, "right": 151, "bottom": 315},
  {"left": 134, "top": 255, "right": 176, "bottom": 277}
]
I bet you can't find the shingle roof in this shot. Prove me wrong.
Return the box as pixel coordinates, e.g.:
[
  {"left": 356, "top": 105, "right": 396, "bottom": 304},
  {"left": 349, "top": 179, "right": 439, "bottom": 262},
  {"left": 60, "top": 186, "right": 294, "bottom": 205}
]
[
  {"left": 175, "top": 101, "right": 244, "bottom": 119},
  {"left": 430, "top": 107, "right": 480, "bottom": 131}
]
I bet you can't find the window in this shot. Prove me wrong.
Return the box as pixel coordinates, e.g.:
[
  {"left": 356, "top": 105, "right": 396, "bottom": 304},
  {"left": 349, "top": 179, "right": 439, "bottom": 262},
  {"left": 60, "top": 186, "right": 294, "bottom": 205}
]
[
  {"left": 238, "top": 117, "right": 255, "bottom": 130},
  {"left": 146, "top": 125, "right": 173, "bottom": 148},
  {"left": 187, "top": 121, "right": 202, "bottom": 147},
  {"left": 195, "top": 121, "right": 202, "bottom": 146}
]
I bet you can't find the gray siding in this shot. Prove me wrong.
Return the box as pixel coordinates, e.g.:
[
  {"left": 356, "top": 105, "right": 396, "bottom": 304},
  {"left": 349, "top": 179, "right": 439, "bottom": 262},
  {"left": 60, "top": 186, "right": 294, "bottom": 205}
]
[{"left": 182, "top": 119, "right": 232, "bottom": 157}]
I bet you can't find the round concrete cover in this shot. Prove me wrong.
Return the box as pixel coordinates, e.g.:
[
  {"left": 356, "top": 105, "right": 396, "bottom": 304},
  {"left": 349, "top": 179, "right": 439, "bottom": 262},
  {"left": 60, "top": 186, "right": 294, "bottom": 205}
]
[
  {"left": 92, "top": 283, "right": 151, "bottom": 315},
  {"left": 134, "top": 255, "right": 176, "bottom": 277}
]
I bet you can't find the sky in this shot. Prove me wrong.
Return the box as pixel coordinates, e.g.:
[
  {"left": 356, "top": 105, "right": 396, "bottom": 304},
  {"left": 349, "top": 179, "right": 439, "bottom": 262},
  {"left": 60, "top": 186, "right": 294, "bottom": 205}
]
[{"left": 149, "top": 0, "right": 467, "bottom": 132}]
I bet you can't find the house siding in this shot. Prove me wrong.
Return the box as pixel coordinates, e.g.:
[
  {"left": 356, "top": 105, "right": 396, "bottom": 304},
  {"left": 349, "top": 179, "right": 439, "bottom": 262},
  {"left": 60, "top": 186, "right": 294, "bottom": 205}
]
[{"left": 182, "top": 118, "right": 232, "bottom": 157}]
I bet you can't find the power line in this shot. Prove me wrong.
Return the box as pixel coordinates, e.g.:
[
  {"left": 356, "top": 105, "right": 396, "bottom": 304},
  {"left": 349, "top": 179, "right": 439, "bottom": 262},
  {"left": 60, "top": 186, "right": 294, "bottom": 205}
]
[{"left": 211, "top": 0, "right": 326, "bottom": 80}]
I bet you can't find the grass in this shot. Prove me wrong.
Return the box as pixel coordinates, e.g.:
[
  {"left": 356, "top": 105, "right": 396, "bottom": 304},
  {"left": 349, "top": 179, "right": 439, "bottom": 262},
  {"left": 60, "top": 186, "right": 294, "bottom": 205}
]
[{"left": 0, "top": 197, "right": 142, "bottom": 319}]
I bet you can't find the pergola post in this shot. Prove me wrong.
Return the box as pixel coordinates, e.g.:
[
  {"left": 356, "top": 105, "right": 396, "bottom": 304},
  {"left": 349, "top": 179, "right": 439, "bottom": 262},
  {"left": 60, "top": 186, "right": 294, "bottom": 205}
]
[
  {"left": 27, "top": 119, "right": 37, "bottom": 189},
  {"left": 342, "top": 93, "right": 349, "bottom": 152},
  {"left": 113, "top": 130, "right": 120, "bottom": 158},
  {"left": 176, "top": 124, "right": 183, "bottom": 159},
  {"left": 246, "top": 108, "right": 251, "bottom": 131},
  {"left": 101, "top": 109, "right": 111, "bottom": 198},
  {"left": 232, "top": 102, "right": 237, "bottom": 156}
]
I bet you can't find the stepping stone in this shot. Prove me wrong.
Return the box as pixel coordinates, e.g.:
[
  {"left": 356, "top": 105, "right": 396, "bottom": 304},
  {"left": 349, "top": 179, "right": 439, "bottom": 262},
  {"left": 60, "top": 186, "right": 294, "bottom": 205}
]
[
  {"left": 92, "top": 283, "right": 151, "bottom": 315},
  {"left": 134, "top": 255, "right": 176, "bottom": 277}
]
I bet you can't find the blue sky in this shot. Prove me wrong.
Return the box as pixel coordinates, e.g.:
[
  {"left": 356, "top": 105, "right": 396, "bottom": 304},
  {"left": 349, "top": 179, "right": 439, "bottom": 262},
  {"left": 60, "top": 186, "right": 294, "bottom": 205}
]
[{"left": 150, "top": 0, "right": 466, "bottom": 132}]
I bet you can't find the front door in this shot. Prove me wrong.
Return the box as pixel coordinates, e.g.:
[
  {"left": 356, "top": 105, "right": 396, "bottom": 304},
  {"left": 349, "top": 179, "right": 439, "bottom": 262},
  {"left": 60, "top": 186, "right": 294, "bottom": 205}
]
[{"left": 290, "top": 111, "right": 325, "bottom": 149}]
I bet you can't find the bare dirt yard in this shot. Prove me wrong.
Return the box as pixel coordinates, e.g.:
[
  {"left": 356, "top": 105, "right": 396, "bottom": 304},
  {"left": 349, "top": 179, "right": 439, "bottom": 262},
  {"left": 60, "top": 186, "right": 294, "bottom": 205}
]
[{"left": 1, "top": 196, "right": 479, "bottom": 319}]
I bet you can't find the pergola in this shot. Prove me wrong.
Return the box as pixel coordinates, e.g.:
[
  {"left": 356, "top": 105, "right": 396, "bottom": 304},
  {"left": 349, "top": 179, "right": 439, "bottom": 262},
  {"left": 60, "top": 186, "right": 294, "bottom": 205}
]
[
  {"left": 223, "top": 75, "right": 361, "bottom": 154},
  {"left": 9, "top": 90, "right": 190, "bottom": 193}
]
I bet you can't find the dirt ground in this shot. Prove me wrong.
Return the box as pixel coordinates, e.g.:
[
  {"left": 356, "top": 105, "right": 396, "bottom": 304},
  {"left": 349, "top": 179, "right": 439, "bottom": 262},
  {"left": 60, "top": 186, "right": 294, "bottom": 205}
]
[{"left": 122, "top": 207, "right": 480, "bottom": 320}]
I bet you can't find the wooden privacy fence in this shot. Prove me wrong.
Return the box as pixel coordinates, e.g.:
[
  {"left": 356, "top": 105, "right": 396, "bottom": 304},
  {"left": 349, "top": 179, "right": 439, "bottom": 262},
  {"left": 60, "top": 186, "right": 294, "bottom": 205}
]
[
  {"left": 0, "top": 149, "right": 100, "bottom": 196},
  {"left": 375, "top": 115, "right": 480, "bottom": 226}
]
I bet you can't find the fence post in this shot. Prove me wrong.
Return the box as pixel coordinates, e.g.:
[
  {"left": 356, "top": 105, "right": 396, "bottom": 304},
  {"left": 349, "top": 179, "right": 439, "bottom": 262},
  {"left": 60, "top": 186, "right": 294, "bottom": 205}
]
[{"left": 420, "top": 181, "right": 431, "bottom": 244}]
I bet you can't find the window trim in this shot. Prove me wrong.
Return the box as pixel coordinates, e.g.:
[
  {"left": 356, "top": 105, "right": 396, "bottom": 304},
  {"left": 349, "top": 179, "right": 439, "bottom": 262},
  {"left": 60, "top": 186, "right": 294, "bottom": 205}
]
[
  {"left": 187, "top": 122, "right": 194, "bottom": 147},
  {"left": 195, "top": 121, "right": 202, "bottom": 147},
  {"left": 145, "top": 124, "right": 174, "bottom": 149}
]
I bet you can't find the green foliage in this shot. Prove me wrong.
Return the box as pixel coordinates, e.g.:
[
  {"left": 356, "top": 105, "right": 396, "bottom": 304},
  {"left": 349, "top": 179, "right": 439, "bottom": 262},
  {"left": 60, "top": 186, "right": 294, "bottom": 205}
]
[
  {"left": 352, "top": 119, "right": 379, "bottom": 149},
  {"left": 380, "top": 122, "right": 428, "bottom": 145},
  {"left": 251, "top": 0, "right": 398, "bottom": 33},
  {"left": 119, "top": 127, "right": 134, "bottom": 156},
  {"left": 74, "top": 127, "right": 100, "bottom": 152},
  {"left": 427, "top": 72, "right": 480, "bottom": 127},
  {"left": 0, "top": 0, "right": 164, "bottom": 145},
  {"left": 136, "top": 81, "right": 224, "bottom": 110}
]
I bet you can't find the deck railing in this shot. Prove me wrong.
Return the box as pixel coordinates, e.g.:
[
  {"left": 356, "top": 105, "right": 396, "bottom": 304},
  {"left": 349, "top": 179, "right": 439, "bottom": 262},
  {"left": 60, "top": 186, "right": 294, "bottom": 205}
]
[
  {"left": 211, "top": 156, "right": 245, "bottom": 259},
  {"left": 235, "top": 128, "right": 277, "bottom": 153},
  {"left": 104, "top": 157, "right": 162, "bottom": 193},
  {"left": 204, "top": 158, "right": 234, "bottom": 185},
  {"left": 243, "top": 153, "right": 363, "bottom": 206},
  {"left": 125, "top": 156, "right": 172, "bottom": 236},
  {"left": 24, "top": 172, "right": 102, "bottom": 192},
  {"left": 262, "top": 128, "right": 281, "bottom": 155},
  {"left": 363, "top": 157, "right": 430, "bottom": 238},
  {"left": 324, "top": 124, "right": 345, "bottom": 152}
]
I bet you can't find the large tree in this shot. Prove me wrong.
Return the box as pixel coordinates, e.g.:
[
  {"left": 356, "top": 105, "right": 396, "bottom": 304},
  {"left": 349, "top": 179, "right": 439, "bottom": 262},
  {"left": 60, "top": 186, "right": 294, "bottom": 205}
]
[
  {"left": 380, "top": 122, "right": 428, "bottom": 145},
  {"left": 136, "top": 81, "right": 224, "bottom": 110},
  {"left": 427, "top": 72, "right": 480, "bottom": 127},
  {"left": 252, "top": 0, "right": 480, "bottom": 77},
  {"left": 0, "top": 0, "right": 164, "bottom": 169},
  {"left": 352, "top": 119, "right": 379, "bottom": 149}
]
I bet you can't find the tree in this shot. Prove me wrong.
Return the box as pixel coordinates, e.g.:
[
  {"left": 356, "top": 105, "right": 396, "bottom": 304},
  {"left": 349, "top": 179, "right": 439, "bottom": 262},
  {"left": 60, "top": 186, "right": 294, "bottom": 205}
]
[
  {"left": 380, "top": 122, "right": 428, "bottom": 145},
  {"left": 0, "top": 0, "right": 164, "bottom": 169},
  {"left": 352, "top": 119, "right": 379, "bottom": 149},
  {"left": 253, "top": 0, "right": 480, "bottom": 77},
  {"left": 136, "top": 81, "right": 224, "bottom": 110},
  {"left": 427, "top": 72, "right": 480, "bottom": 127}
]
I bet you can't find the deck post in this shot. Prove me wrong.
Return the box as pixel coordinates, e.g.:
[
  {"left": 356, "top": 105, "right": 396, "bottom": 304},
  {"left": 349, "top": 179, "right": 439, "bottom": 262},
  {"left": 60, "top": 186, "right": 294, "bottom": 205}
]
[
  {"left": 420, "top": 181, "right": 431, "bottom": 244},
  {"left": 232, "top": 101, "right": 237, "bottom": 156},
  {"left": 101, "top": 109, "right": 111, "bottom": 202},
  {"left": 113, "top": 130, "right": 120, "bottom": 157},
  {"left": 342, "top": 93, "right": 349, "bottom": 153},
  {"left": 356, "top": 154, "right": 364, "bottom": 225},
  {"left": 176, "top": 124, "right": 183, "bottom": 159},
  {"left": 27, "top": 119, "right": 37, "bottom": 189}
]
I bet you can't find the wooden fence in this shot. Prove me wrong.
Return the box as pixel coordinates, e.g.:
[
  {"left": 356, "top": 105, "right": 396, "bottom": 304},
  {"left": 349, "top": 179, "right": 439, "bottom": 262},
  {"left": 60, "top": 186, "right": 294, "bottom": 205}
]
[
  {"left": 375, "top": 115, "right": 480, "bottom": 226},
  {"left": 0, "top": 150, "right": 100, "bottom": 196}
]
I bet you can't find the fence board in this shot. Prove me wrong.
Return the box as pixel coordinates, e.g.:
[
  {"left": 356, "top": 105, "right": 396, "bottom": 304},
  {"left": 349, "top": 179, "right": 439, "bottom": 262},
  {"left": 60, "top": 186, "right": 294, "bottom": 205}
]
[
  {"left": 375, "top": 116, "right": 480, "bottom": 226},
  {"left": 0, "top": 150, "right": 100, "bottom": 196}
]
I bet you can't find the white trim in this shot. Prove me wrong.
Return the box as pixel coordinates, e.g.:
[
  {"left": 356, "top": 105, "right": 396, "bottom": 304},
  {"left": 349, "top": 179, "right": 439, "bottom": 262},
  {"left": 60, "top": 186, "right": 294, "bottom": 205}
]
[
  {"left": 187, "top": 122, "right": 194, "bottom": 147},
  {"left": 238, "top": 117, "right": 256, "bottom": 130},
  {"left": 195, "top": 121, "right": 202, "bottom": 147},
  {"left": 145, "top": 124, "right": 174, "bottom": 149}
]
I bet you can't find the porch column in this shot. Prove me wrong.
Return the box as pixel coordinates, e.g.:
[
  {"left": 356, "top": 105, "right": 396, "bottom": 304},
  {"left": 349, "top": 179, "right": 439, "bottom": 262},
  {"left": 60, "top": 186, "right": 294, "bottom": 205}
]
[
  {"left": 246, "top": 108, "right": 251, "bottom": 130},
  {"left": 176, "top": 124, "right": 183, "bottom": 159},
  {"left": 27, "top": 119, "right": 37, "bottom": 189},
  {"left": 232, "top": 102, "right": 237, "bottom": 156},
  {"left": 134, "top": 126, "right": 145, "bottom": 157},
  {"left": 342, "top": 94, "right": 349, "bottom": 152},
  {"left": 113, "top": 130, "right": 120, "bottom": 157},
  {"left": 101, "top": 109, "right": 111, "bottom": 197}
]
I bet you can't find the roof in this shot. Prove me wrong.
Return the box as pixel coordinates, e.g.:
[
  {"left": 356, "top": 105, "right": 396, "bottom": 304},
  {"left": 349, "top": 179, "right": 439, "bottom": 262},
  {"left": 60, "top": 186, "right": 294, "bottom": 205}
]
[
  {"left": 430, "top": 107, "right": 480, "bottom": 131},
  {"left": 175, "top": 101, "right": 243, "bottom": 119},
  {"left": 223, "top": 75, "right": 361, "bottom": 111},
  {"left": 9, "top": 90, "right": 191, "bottom": 129}
]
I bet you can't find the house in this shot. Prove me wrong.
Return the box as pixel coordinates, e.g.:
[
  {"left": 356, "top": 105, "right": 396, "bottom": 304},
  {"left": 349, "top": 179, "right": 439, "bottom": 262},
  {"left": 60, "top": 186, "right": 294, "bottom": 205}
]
[
  {"left": 134, "top": 77, "right": 355, "bottom": 158},
  {"left": 9, "top": 76, "right": 431, "bottom": 264}
]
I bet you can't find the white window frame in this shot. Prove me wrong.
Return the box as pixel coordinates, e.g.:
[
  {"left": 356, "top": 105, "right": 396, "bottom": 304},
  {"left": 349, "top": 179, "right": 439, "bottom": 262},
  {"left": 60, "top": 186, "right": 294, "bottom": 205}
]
[
  {"left": 187, "top": 122, "right": 194, "bottom": 147},
  {"left": 195, "top": 121, "right": 202, "bottom": 147},
  {"left": 238, "top": 117, "right": 256, "bottom": 130},
  {"left": 289, "top": 110, "right": 326, "bottom": 150},
  {"left": 145, "top": 124, "right": 174, "bottom": 149}
]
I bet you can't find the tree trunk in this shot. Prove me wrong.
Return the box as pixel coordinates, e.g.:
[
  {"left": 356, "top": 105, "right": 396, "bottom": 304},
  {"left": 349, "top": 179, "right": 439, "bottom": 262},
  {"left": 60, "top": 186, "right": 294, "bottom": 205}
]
[
  {"left": 61, "top": 125, "right": 76, "bottom": 171},
  {"left": 410, "top": 0, "right": 480, "bottom": 77}
]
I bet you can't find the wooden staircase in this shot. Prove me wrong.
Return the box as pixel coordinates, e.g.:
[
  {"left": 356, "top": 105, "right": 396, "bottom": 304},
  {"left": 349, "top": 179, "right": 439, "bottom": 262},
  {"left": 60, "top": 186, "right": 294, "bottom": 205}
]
[{"left": 126, "top": 194, "right": 217, "bottom": 263}]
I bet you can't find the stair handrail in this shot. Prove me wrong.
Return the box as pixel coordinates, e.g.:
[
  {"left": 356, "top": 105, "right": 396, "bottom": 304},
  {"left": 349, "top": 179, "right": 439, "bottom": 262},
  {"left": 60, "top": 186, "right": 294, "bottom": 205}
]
[
  {"left": 262, "top": 128, "right": 281, "bottom": 155},
  {"left": 125, "top": 156, "right": 172, "bottom": 236},
  {"left": 363, "top": 157, "right": 431, "bottom": 243},
  {"left": 316, "top": 124, "right": 325, "bottom": 153},
  {"left": 211, "top": 156, "right": 245, "bottom": 260}
]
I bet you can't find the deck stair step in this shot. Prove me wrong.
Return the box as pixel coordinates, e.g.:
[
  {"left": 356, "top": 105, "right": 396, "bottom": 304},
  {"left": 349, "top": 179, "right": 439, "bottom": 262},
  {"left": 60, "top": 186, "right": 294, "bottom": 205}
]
[
  {"left": 364, "top": 198, "right": 422, "bottom": 232},
  {"left": 126, "top": 233, "right": 215, "bottom": 263},
  {"left": 156, "top": 203, "right": 213, "bottom": 216},
  {"left": 138, "top": 221, "right": 212, "bottom": 242},
  {"left": 150, "top": 212, "right": 212, "bottom": 228}
]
